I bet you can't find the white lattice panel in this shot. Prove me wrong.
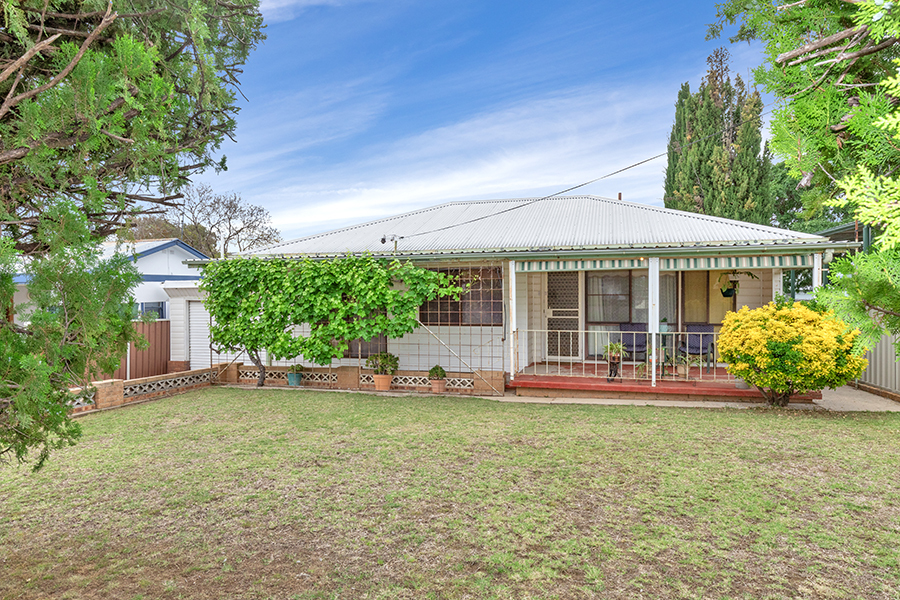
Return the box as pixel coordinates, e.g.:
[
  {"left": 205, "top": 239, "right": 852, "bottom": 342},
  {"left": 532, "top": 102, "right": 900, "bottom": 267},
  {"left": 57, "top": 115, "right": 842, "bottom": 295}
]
[
  {"left": 447, "top": 378, "right": 475, "bottom": 389},
  {"left": 67, "top": 389, "right": 96, "bottom": 408},
  {"left": 240, "top": 369, "right": 286, "bottom": 380},
  {"left": 124, "top": 371, "right": 211, "bottom": 398},
  {"left": 303, "top": 372, "right": 337, "bottom": 384},
  {"left": 359, "top": 374, "right": 474, "bottom": 389},
  {"left": 392, "top": 375, "right": 430, "bottom": 387}
]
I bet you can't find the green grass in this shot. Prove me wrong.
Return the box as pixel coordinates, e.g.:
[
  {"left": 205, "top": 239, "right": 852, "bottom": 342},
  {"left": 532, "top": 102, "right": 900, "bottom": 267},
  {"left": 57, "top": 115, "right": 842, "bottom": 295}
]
[{"left": 2, "top": 388, "right": 900, "bottom": 599}]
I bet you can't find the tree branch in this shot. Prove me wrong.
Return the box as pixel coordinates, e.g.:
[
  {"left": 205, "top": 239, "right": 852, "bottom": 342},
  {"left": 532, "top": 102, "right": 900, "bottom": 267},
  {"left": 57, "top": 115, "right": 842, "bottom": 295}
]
[
  {"left": 776, "top": 26, "right": 868, "bottom": 64},
  {"left": 0, "top": 7, "right": 117, "bottom": 120},
  {"left": 864, "top": 300, "right": 900, "bottom": 319},
  {"left": 0, "top": 34, "right": 61, "bottom": 84}
]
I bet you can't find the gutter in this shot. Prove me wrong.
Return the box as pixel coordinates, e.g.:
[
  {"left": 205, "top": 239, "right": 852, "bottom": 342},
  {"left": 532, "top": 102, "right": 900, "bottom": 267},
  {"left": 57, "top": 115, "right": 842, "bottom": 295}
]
[{"left": 183, "top": 240, "right": 862, "bottom": 267}]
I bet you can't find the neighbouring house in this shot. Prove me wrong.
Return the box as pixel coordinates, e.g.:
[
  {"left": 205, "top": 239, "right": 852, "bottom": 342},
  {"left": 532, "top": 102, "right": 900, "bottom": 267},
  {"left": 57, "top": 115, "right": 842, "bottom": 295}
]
[
  {"left": 12, "top": 238, "right": 209, "bottom": 380},
  {"left": 178, "top": 195, "right": 859, "bottom": 399},
  {"left": 12, "top": 238, "right": 209, "bottom": 324}
]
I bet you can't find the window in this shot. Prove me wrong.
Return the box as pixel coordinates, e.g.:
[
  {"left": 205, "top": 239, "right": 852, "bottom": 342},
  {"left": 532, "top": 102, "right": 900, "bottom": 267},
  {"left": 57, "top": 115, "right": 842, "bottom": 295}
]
[
  {"left": 138, "top": 301, "right": 165, "bottom": 319},
  {"left": 587, "top": 271, "right": 630, "bottom": 323},
  {"left": 419, "top": 267, "right": 503, "bottom": 326},
  {"left": 343, "top": 334, "right": 388, "bottom": 359},
  {"left": 586, "top": 271, "right": 677, "bottom": 325}
]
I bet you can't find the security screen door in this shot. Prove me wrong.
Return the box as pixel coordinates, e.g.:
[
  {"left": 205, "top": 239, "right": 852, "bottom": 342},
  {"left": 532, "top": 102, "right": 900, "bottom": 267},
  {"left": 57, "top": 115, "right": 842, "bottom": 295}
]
[{"left": 546, "top": 272, "right": 581, "bottom": 359}]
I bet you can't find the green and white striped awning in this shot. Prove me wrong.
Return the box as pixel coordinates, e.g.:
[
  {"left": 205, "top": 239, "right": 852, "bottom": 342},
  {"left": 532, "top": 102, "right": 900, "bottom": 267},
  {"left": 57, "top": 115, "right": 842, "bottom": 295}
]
[{"left": 514, "top": 255, "right": 814, "bottom": 273}]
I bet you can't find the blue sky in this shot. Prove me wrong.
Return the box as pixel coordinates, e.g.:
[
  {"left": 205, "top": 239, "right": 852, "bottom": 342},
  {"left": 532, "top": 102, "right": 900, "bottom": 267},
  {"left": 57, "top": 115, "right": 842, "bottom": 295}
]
[{"left": 196, "top": 0, "right": 766, "bottom": 241}]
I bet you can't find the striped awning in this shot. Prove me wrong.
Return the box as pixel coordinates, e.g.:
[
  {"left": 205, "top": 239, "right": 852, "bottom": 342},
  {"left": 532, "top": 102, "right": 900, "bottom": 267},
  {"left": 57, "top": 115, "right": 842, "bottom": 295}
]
[{"left": 515, "top": 254, "right": 814, "bottom": 273}]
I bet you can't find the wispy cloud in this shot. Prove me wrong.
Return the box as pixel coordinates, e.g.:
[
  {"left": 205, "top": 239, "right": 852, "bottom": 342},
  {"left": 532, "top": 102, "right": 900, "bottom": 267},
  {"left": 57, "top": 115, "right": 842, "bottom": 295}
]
[
  {"left": 197, "top": 4, "right": 768, "bottom": 242},
  {"left": 259, "top": 0, "right": 378, "bottom": 23},
  {"left": 202, "top": 81, "right": 679, "bottom": 239}
]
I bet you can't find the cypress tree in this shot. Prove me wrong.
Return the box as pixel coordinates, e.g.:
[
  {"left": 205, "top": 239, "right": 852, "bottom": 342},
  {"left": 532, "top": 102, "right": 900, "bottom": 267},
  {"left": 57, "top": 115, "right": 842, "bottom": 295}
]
[{"left": 664, "top": 49, "right": 773, "bottom": 225}]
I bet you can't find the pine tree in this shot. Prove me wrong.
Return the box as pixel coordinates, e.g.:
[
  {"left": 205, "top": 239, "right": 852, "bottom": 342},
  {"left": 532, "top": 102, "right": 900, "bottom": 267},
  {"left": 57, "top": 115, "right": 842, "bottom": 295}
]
[{"left": 664, "top": 49, "right": 773, "bottom": 225}]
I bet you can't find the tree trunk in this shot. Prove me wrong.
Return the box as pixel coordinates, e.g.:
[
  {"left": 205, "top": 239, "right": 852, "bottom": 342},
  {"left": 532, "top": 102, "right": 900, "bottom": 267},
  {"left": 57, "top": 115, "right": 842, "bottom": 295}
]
[
  {"left": 247, "top": 349, "right": 265, "bottom": 387},
  {"left": 759, "top": 385, "right": 792, "bottom": 407}
]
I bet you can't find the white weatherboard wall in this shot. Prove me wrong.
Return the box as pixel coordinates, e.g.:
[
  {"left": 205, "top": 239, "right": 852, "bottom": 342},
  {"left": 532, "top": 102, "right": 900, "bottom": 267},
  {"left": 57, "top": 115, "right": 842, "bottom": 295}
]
[
  {"left": 733, "top": 269, "right": 774, "bottom": 311},
  {"left": 187, "top": 300, "right": 247, "bottom": 369}
]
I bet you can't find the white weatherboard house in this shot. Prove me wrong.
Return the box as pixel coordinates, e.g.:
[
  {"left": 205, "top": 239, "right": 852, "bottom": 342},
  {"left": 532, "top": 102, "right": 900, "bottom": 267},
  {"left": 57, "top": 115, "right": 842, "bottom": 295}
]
[
  {"left": 180, "top": 196, "right": 859, "bottom": 398},
  {"left": 12, "top": 238, "right": 208, "bottom": 325}
]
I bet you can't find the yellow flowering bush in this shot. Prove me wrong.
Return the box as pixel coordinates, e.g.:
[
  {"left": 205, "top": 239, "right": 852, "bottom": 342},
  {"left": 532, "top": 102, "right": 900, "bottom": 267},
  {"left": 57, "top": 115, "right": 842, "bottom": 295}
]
[{"left": 718, "top": 301, "right": 867, "bottom": 406}]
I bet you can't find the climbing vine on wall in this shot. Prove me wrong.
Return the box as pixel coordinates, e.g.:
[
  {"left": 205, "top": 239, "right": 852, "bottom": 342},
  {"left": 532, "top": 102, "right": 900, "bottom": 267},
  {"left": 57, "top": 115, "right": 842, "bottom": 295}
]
[{"left": 200, "top": 255, "right": 464, "bottom": 386}]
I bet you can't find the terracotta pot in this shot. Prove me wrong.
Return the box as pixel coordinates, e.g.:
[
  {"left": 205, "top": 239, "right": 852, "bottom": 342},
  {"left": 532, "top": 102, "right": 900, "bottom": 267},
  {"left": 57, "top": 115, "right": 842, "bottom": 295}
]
[
  {"left": 431, "top": 379, "right": 447, "bottom": 394},
  {"left": 373, "top": 373, "right": 392, "bottom": 391}
]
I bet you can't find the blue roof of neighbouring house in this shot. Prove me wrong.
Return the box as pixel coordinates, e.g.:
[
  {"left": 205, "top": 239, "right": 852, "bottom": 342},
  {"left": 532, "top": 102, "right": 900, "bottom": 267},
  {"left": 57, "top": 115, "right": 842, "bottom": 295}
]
[{"left": 101, "top": 238, "right": 209, "bottom": 261}]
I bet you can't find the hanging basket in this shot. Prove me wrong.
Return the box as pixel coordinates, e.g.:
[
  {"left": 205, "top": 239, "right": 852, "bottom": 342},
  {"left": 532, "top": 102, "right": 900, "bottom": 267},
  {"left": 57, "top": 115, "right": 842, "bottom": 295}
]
[{"left": 721, "top": 286, "right": 736, "bottom": 298}]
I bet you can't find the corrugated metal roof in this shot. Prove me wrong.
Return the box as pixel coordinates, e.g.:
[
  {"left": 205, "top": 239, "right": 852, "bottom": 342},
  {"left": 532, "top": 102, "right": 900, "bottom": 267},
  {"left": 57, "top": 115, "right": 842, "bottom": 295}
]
[{"left": 248, "top": 196, "right": 825, "bottom": 258}]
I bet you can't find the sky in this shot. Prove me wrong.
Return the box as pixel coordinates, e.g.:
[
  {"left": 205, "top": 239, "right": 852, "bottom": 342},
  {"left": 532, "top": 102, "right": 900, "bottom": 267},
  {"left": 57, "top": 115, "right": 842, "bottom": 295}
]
[{"left": 195, "top": 0, "right": 768, "bottom": 241}]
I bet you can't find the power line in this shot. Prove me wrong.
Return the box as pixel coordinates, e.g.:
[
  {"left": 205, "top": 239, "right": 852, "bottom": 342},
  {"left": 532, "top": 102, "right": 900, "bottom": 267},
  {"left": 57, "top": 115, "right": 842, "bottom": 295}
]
[{"left": 395, "top": 104, "right": 777, "bottom": 242}]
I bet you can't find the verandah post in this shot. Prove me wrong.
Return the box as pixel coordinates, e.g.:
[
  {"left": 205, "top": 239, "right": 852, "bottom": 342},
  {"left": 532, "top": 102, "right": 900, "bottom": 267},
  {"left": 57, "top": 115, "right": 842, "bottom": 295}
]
[
  {"left": 509, "top": 260, "right": 517, "bottom": 381},
  {"left": 649, "top": 257, "right": 659, "bottom": 388}
]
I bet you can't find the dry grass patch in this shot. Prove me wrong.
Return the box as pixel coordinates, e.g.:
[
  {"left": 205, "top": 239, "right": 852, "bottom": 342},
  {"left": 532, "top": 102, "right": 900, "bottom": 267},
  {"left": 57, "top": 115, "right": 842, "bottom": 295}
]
[{"left": 1, "top": 388, "right": 899, "bottom": 599}]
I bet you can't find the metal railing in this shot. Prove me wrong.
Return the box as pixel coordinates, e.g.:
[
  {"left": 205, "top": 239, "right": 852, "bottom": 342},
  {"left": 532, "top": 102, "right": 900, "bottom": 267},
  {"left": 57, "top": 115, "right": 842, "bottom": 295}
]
[{"left": 515, "top": 328, "right": 735, "bottom": 383}]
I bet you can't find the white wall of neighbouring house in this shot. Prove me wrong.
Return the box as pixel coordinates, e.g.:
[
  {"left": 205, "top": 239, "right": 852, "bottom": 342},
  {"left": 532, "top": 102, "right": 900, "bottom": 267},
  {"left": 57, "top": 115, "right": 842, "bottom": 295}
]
[{"left": 13, "top": 284, "right": 30, "bottom": 325}]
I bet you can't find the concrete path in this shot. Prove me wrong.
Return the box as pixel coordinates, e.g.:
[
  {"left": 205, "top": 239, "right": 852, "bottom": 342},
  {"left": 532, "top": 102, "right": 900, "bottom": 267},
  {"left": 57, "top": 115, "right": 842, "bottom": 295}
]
[
  {"left": 495, "top": 385, "right": 900, "bottom": 412},
  {"left": 225, "top": 383, "right": 900, "bottom": 412},
  {"left": 816, "top": 385, "right": 900, "bottom": 411}
]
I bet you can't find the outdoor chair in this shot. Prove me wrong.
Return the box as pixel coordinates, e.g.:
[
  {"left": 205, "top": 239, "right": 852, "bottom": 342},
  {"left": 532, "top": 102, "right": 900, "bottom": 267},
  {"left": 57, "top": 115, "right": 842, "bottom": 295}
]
[
  {"left": 619, "top": 322, "right": 647, "bottom": 361},
  {"left": 678, "top": 324, "right": 716, "bottom": 373}
]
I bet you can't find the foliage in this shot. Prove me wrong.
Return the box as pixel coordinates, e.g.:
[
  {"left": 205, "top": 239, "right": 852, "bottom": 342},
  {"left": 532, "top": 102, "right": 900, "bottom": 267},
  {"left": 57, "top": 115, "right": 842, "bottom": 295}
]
[
  {"left": 0, "top": 1, "right": 264, "bottom": 255},
  {"left": 709, "top": 0, "right": 900, "bottom": 205},
  {"left": 837, "top": 58, "right": 900, "bottom": 249},
  {"left": 428, "top": 364, "right": 447, "bottom": 380},
  {"left": 200, "top": 255, "right": 463, "bottom": 386},
  {"left": 816, "top": 250, "right": 900, "bottom": 353},
  {"left": 718, "top": 302, "right": 866, "bottom": 407},
  {"left": 366, "top": 352, "right": 400, "bottom": 376},
  {"left": 130, "top": 184, "right": 281, "bottom": 257},
  {"left": 287, "top": 364, "right": 305, "bottom": 374},
  {"left": 604, "top": 342, "right": 626, "bottom": 359},
  {"left": 710, "top": 0, "right": 900, "bottom": 353},
  {"left": 0, "top": 204, "right": 143, "bottom": 470},
  {"left": 664, "top": 48, "right": 773, "bottom": 224}
]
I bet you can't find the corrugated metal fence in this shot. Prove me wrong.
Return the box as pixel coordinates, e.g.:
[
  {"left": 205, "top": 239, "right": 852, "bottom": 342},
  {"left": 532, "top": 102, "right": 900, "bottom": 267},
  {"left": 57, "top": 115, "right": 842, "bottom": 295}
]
[
  {"left": 859, "top": 334, "right": 900, "bottom": 397},
  {"left": 109, "top": 320, "right": 171, "bottom": 381}
]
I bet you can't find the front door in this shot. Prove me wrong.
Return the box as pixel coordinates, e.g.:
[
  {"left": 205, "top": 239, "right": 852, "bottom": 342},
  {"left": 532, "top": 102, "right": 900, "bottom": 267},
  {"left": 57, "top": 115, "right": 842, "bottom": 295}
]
[{"left": 546, "top": 272, "right": 582, "bottom": 359}]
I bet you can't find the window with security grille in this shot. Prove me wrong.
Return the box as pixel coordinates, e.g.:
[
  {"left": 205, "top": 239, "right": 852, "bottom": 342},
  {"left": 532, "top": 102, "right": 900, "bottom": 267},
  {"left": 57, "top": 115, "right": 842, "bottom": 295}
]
[
  {"left": 343, "top": 334, "right": 388, "bottom": 358},
  {"left": 419, "top": 267, "right": 503, "bottom": 326}
]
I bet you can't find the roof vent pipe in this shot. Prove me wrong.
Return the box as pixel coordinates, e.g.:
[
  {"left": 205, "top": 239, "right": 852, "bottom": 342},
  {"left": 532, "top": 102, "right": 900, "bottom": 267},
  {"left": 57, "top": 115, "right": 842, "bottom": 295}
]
[{"left": 618, "top": 192, "right": 622, "bottom": 201}]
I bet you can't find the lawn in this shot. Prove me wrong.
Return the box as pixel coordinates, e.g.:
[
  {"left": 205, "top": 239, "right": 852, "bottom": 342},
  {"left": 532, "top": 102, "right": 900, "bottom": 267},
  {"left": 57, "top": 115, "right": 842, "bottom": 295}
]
[{"left": 1, "top": 388, "right": 899, "bottom": 600}]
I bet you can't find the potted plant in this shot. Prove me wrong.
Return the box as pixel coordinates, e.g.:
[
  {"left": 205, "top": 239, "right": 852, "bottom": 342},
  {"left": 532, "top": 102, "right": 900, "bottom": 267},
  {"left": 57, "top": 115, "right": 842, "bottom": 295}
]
[
  {"left": 604, "top": 341, "right": 626, "bottom": 381},
  {"left": 603, "top": 342, "right": 626, "bottom": 363},
  {"left": 716, "top": 270, "right": 760, "bottom": 297},
  {"left": 659, "top": 317, "right": 669, "bottom": 333},
  {"left": 286, "top": 364, "right": 304, "bottom": 386},
  {"left": 366, "top": 352, "right": 399, "bottom": 391},
  {"left": 428, "top": 365, "right": 447, "bottom": 393},
  {"left": 676, "top": 354, "right": 701, "bottom": 378}
]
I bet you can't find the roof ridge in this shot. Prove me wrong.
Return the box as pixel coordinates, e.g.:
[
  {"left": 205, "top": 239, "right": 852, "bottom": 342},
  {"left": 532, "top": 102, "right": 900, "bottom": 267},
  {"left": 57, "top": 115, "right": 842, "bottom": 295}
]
[
  {"left": 260, "top": 195, "right": 818, "bottom": 254},
  {"left": 585, "top": 195, "right": 808, "bottom": 237}
]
